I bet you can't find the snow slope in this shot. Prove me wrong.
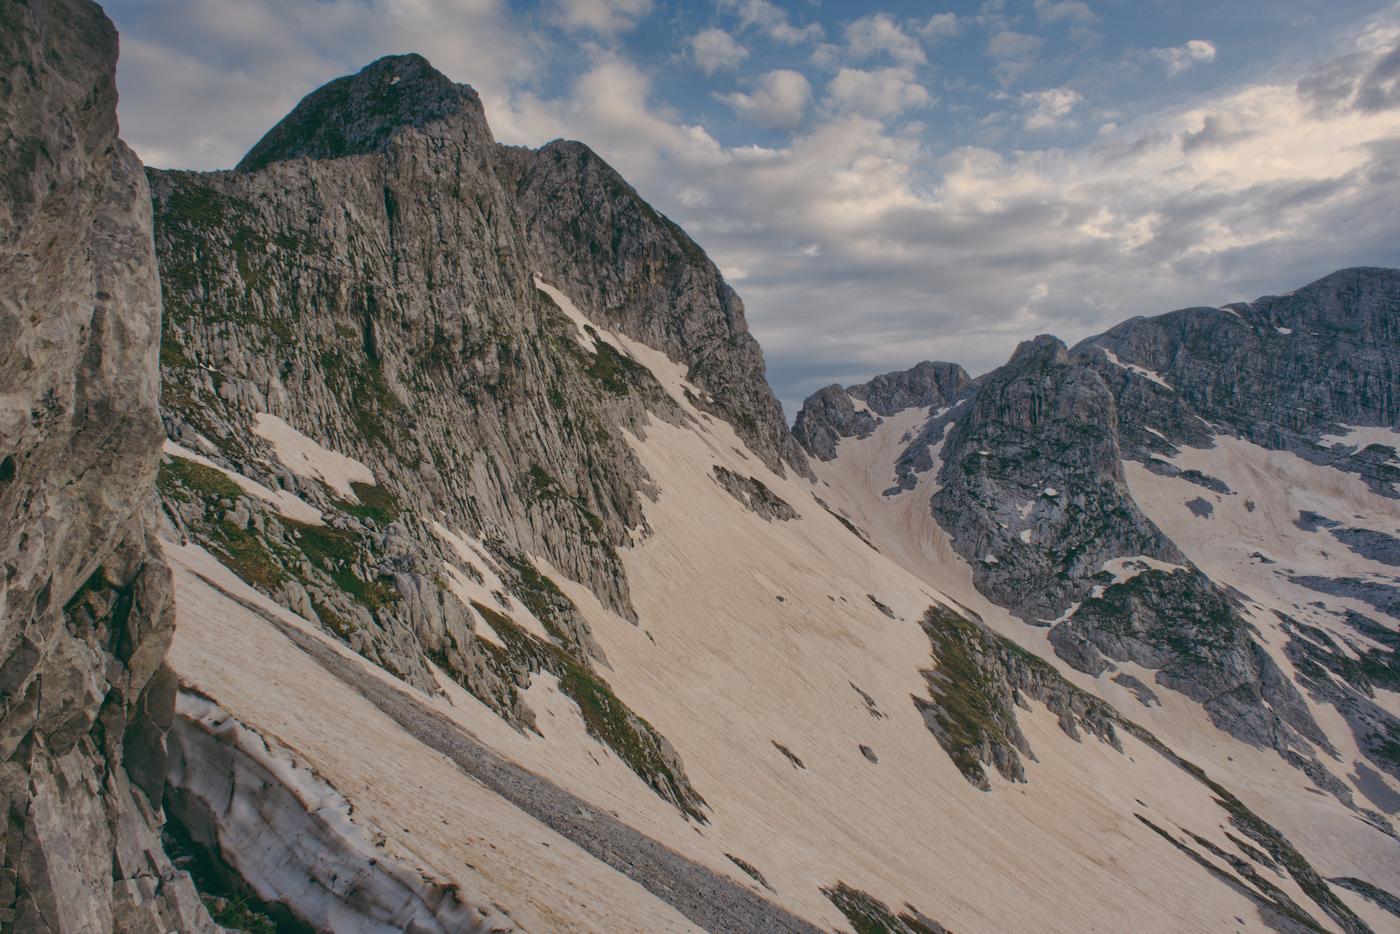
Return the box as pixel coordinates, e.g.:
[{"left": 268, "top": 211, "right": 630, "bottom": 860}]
[
  {"left": 809, "top": 405, "right": 1400, "bottom": 930},
  {"left": 161, "top": 280, "right": 1396, "bottom": 932}
]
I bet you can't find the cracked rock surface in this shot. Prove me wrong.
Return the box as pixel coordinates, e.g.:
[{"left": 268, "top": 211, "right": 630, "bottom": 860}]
[{"left": 0, "top": 2, "right": 211, "bottom": 929}]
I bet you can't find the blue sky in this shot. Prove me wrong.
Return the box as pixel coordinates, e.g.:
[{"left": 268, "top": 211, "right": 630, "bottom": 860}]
[{"left": 106, "top": 0, "right": 1400, "bottom": 415}]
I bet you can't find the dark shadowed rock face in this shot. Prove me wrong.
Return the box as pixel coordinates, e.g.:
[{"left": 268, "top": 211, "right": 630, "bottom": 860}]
[
  {"left": 931, "top": 336, "right": 1181, "bottom": 622},
  {"left": 916, "top": 333, "right": 1355, "bottom": 768},
  {"left": 850, "top": 360, "right": 972, "bottom": 417},
  {"left": 792, "top": 386, "right": 880, "bottom": 460},
  {"left": 793, "top": 360, "right": 970, "bottom": 460},
  {"left": 1076, "top": 267, "right": 1400, "bottom": 495},
  {"left": 237, "top": 54, "right": 487, "bottom": 173},
  {"left": 1049, "top": 570, "right": 1324, "bottom": 752},
  {"left": 0, "top": 1, "right": 210, "bottom": 929}
]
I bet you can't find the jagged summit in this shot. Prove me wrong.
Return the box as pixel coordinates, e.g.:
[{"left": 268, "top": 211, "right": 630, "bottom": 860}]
[
  {"left": 1005, "top": 333, "right": 1069, "bottom": 368},
  {"left": 237, "top": 53, "right": 487, "bottom": 172},
  {"left": 792, "top": 359, "right": 969, "bottom": 460}
]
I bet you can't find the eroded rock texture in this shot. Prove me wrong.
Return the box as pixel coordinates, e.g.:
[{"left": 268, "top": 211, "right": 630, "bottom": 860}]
[
  {"left": 0, "top": 1, "right": 209, "bottom": 929},
  {"left": 1077, "top": 267, "right": 1400, "bottom": 495},
  {"left": 930, "top": 335, "right": 1182, "bottom": 623},
  {"left": 148, "top": 54, "right": 791, "bottom": 818}
]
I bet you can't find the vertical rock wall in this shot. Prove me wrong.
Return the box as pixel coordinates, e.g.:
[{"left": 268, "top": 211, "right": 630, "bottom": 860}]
[{"left": 0, "top": 1, "right": 209, "bottom": 929}]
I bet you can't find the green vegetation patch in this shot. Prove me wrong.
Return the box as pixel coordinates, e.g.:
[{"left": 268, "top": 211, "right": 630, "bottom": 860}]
[
  {"left": 159, "top": 456, "right": 244, "bottom": 502},
  {"left": 157, "top": 179, "right": 229, "bottom": 229},
  {"left": 159, "top": 456, "right": 287, "bottom": 591},
  {"left": 914, "top": 606, "right": 1025, "bottom": 788},
  {"left": 279, "top": 518, "right": 398, "bottom": 611},
  {"left": 160, "top": 454, "right": 397, "bottom": 620},
  {"left": 470, "top": 600, "right": 708, "bottom": 822},
  {"left": 821, "top": 882, "right": 947, "bottom": 934},
  {"left": 160, "top": 327, "right": 194, "bottom": 369},
  {"left": 583, "top": 331, "right": 649, "bottom": 394},
  {"left": 524, "top": 464, "right": 606, "bottom": 537},
  {"left": 317, "top": 348, "right": 412, "bottom": 453},
  {"left": 498, "top": 551, "right": 579, "bottom": 643},
  {"left": 214, "top": 522, "right": 287, "bottom": 592},
  {"left": 339, "top": 481, "right": 400, "bottom": 525}
]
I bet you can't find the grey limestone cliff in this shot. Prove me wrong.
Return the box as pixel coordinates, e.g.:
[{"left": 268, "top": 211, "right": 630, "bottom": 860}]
[
  {"left": 923, "top": 335, "right": 1326, "bottom": 757},
  {"left": 0, "top": 1, "right": 211, "bottom": 929},
  {"left": 1077, "top": 267, "right": 1400, "bottom": 495},
  {"left": 929, "top": 335, "right": 1180, "bottom": 623},
  {"left": 149, "top": 54, "right": 794, "bottom": 822}
]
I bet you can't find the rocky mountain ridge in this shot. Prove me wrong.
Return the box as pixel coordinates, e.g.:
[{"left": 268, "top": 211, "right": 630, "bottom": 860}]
[
  {"left": 147, "top": 52, "right": 803, "bottom": 822},
  {"left": 1078, "top": 267, "right": 1400, "bottom": 497}
]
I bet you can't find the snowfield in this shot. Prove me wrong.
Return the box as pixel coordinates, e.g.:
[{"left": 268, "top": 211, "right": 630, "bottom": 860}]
[{"left": 161, "top": 282, "right": 1400, "bottom": 933}]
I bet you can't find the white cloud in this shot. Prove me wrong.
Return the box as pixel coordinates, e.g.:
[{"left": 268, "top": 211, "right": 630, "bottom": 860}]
[
  {"left": 548, "top": 0, "right": 652, "bottom": 35},
  {"left": 721, "top": 0, "right": 823, "bottom": 44},
  {"left": 107, "top": 0, "right": 1400, "bottom": 415},
  {"left": 1022, "top": 86, "right": 1083, "bottom": 130},
  {"left": 986, "top": 30, "right": 1044, "bottom": 86},
  {"left": 1033, "top": 0, "right": 1096, "bottom": 26},
  {"left": 1180, "top": 112, "right": 1254, "bottom": 152},
  {"left": 690, "top": 28, "right": 748, "bottom": 74},
  {"left": 845, "top": 13, "right": 926, "bottom": 65},
  {"left": 1153, "top": 39, "right": 1218, "bottom": 77},
  {"left": 1297, "top": 23, "right": 1400, "bottom": 114},
  {"left": 721, "top": 69, "right": 813, "bottom": 128},
  {"left": 826, "top": 66, "right": 931, "bottom": 118},
  {"left": 918, "top": 13, "right": 962, "bottom": 41}
]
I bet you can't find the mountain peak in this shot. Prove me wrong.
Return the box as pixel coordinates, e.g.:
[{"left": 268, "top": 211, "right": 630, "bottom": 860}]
[
  {"left": 237, "top": 54, "right": 487, "bottom": 172},
  {"left": 1006, "top": 333, "right": 1069, "bottom": 368}
]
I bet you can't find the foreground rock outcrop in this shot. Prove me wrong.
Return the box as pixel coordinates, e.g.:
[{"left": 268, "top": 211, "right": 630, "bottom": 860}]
[{"left": 0, "top": 1, "right": 209, "bottom": 929}]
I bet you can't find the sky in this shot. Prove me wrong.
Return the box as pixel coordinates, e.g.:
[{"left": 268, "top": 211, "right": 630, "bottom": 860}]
[{"left": 106, "top": 0, "right": 1400, "bottom": 416}]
